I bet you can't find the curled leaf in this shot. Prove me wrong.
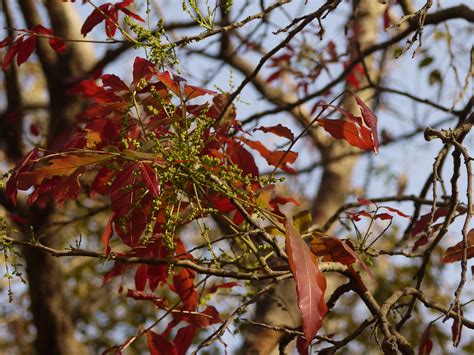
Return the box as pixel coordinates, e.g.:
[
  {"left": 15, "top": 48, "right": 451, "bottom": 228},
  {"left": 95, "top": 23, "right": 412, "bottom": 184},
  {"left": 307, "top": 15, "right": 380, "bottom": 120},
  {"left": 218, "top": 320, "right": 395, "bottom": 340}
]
[
  {"left": 418, "top": 323, "right": 433, "bottom": 355},
  {"left": 255, "top": 124, "right": 295, "bottom": 141}
]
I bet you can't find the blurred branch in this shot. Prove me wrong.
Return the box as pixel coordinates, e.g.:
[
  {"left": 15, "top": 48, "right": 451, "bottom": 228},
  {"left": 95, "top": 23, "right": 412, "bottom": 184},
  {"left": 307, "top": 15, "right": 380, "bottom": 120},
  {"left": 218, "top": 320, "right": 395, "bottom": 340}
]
[
  {"left": 241, "top": 4, "right": 474, "bottom": 124},
  {"left": 1, "top": 235, "right": 348, "bottom": 281}
]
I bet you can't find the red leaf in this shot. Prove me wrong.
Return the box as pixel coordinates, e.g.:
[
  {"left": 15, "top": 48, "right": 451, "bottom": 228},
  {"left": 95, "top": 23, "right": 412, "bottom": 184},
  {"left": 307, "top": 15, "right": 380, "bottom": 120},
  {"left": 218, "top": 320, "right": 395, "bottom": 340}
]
[
  {"left": 81, "top": 4, "right": 110, "bottom": 37},
  {"left": 442, "top": 229, "right": 474, "bottom": 263},
  {"left": 226, "top": 140, "right": 259, "bottom": 177},
  {"left": 126, "top": 289, "right": 166, "bottom": 307},
  {"left": 413, "top": 235, "right": 429, "bottom": 251},
  {"left": 135, "top": 265, "right": 147, "bottom": 291},
  {"left": 375, "top": 213, "right": 393, "bottom": 221},
  {"left": 48, "top": 37, "right": 65, "bottom": 53},
  {"left": 326, "top": 41, "right": 338, "bottom": 61},
  {"left": 345, "top": 210, "right": 372, "bottom": 221},
  {"left": 5, "top": 148, "right": 40, "bottom": 205},
  {"left": 182, "top": 84, "right": 216, "bottom": 99},
  {"left": 148, "top": 264, "right": 167, "bottom": 291},
  {"left": 31, "top": 24, "right": 52, "bottom": 35},
  {"left": 53, "top": 171, "right": 82, "bottom": 206},
  {"left": 156, "top": 71, "right": 215, "bottom": 99},
  {"left": 101, "top": 74, "right": 129, "bottom": 92},
  {"left": 91, "top": 167, "right": 115, "bottom": 197},
  {"left": 352, "top": 93, "right": 379, "bottom": 154},
  {"left": 110, "top": 163, "right": 153, "bottom": 247},
  {"left": 382, "top": 206, "right": 411, "bottom": 219},
  {"left": 139, "top": 162, "right": 160, "bottom": 197},
  {"left": 112, "top": 196, "right": 150, "bottom": 248},
  {"left": 296, "top": 335, "right": 307, "bottom": 355},
  {"left": 255, "top": 124, "right": 295, "bottom": 141},
  {"left": 266, "top": 70, "right": 282, "bottom": 83},
  {"left": 310, "top": 235, "right": 358, "bottom": 265},
  {"left": 105, "top": 10, "right": 118, "bottom": 37},
  {"left": 16, "top": 36, "right": 36, "bottom": 66},
  {"left": 147, "top": 331, "right": 178, "bottom": 355},
  {"left": 238, "top": 137, "right": 298, "bottom": 172},
  {"left": 29, "top": 25, "right": 65, "bottom": 53},
  {"left": 2, "top": 38, "right": 21, "bottom": 69},
  {"left": 173, "top": 305, "right": 222, "bottom": 328},
  {"left": 411, "top": 208, "right": 449, "bottom": 237},
  {"left": 102, "top": 260, "right": 127, "bottom": 285},
  {"left": 80, "top": 79, "right": 105, "bottom": 96},
  {"left": 318, "top": 118, "right": 374, "bottom": 152},
  {"left": 120, "top": 7, "right": 145, "bottom": 22},
  {"left": 345, "top": 62, "right": 365, "bottom": 89},
  {"left": 285, "top": 221, "right": 327, "bottom": 348},
  {"left": 238, "top": 137, "right": 270, "bottom": 157},
  {"left": 357, "top": 197, "right": 373, "bottom": 206},
  {"left": 112, "top": 162, "right": 137, "bottom": 189},
  {"left": 30, "top": 123, "right": 40, "bottom": 136},
  {"left": 198, "top": 305, "right": 222, "bottom": 327},
  {"left": 101, "top": 212, "right": 115, "bottom": 256},
  {"left": 0, "top": 36, "right": 12, "bottom": 48},
  {"left": 271, "top": 195, "right": 301, "bottom": 207},
  {"left": 205, "top": 281, "right": 239, "bottom": 294},
  {"left": 174, "top": 325, "right": 196, "bottom": 355},
  {"left": 173, "top": 268, "right": 198, "bottom": 311},
  {"left": 133, "top": 57, "right": 156, "bottom": 86},
  {"left": 418, "top": 324, "right": 433, "bottom": 355},
  {"left": 207, "top": 193, "right": 235, "bottom": 213}
]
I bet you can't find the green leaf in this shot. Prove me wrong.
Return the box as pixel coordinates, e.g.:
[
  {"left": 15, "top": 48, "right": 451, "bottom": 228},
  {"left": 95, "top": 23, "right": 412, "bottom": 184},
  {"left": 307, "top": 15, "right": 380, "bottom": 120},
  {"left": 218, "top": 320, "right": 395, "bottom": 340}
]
[
  {"left": 428, "top": 69, "right": 442, "bottom": 86},
  {"left": 419, "top": 56, "right": 433, "bottom": 68}
]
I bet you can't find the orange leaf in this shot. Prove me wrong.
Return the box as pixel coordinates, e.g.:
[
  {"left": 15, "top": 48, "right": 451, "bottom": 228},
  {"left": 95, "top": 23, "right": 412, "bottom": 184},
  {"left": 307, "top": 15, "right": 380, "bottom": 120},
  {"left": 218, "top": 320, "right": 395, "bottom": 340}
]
[
  {"left": 285, "top": 221, "right": 327, "bottom": 348},
  {"left": 17, "top": 153, "right": 114, "bottom": 190}
]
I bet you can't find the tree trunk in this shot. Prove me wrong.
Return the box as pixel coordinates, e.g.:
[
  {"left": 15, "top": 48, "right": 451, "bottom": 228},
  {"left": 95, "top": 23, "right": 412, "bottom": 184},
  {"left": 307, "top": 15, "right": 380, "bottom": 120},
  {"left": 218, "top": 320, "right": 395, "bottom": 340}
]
[
  {"left": 21, "top": 205, "right": 85, "bottom": 355},
  {"left": 10, "top": 1, "right": 96, "bottom": 353}
]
